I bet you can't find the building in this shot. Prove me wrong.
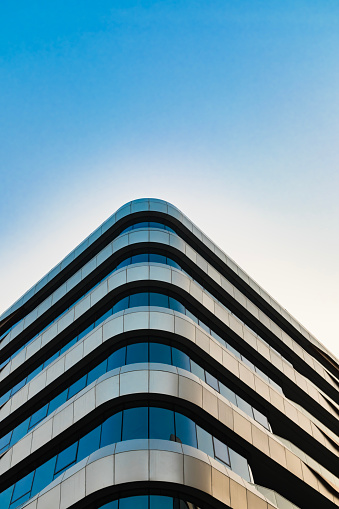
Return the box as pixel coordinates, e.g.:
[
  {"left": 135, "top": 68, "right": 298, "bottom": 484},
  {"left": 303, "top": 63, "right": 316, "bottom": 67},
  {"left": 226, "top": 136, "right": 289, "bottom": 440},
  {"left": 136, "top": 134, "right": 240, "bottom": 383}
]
[{"left": 0, "top": 198, "right": 338, "bottom": 509}]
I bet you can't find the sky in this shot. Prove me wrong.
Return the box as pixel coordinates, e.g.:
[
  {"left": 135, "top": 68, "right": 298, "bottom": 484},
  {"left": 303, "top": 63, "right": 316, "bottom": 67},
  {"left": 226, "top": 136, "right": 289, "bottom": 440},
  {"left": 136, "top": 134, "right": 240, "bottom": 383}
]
[{"left": 0, "top": 1, "right": 338, "bottom": 358}]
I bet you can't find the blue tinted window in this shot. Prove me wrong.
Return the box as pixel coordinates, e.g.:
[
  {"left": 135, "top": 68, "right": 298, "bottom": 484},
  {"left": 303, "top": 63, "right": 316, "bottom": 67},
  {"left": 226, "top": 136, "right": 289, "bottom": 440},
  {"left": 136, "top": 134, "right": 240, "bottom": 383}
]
[
  {"left": 175, "top": 413, "right": 197, "bottom": 447},
  {"left": 132, "top": 254, "right": 148, "bottom": 263},
  {"left": 149, "top": 407, "right": 175, "bottom": 440},
  {"left": 99, "top": 501, "right": 118, "bottom": 509},
  {"left": 190, "top": 361, "right": 205, "bottom": 381},
  {"left": 78, "top": 324, "right": 95, "bottom": 341},
  {"left": 31, "top": 457, "right": 56, "bottom": 497},
  {"left": 219, "top": 384, "right": 237, "bottom": 405},
  {"left": 169, "top": 298, "right": 185, "bottom": 314},
  {"left": 134, "top": 222, "right": 148, "bottom": 229},
  {"left": 172, "top": 348, "right": 190, "bottom": 370},
  {"left": 10, "top": 419, "right": 29, "bottom": 447},
  {"left": 0, "top": 431, "right": 12, "bottom": 453},
  {"left": 0, "top": 487, "right": 13, "bottom": 507},
  {"left": 11, "top": 379, "right": 25, "bottom": 396},
  {"left": 149, "top": 222, "right": 162, "bottom": 229},
  {"left": 120, "top": 495, "right": 148, "bottom": 509},
  {"left": 149, "top": 254, "right": 166, "bottom": 264},
  {"left": 100, "top": 412, "right": 122, "bottom": 447},
  {"left": 150, "top": 293, "right": 169, "bottom": 308},
  {"left": 26, "top": 364, "right": 43, "bottom": 382},
  {"left": 55, "top": 442, "right": 78, "bottom": 475},
  {"left": 116, "top": 258, "right": 131, "bottom": 269},
  {"left": 59, "top": 337, "right": 77, "bottom": 355},
  {"left": 48, "top": 390, "right": 68, "bottom": 414},
  {"left": 87, "top": 360, "right": 107, "bottom": 385},
  {"left": 122, "top": 407, "right": 148, "bottom": 440},
  {"left": 0, "top": 390, "right": 10, "bottom": 407},
  {"left": 126, "top": 343, "right": 148, "bottom": 364},
  {"left": 150, "top": 496, "right": 173, "bottom": 509},
  {"left": 213, "top": 437, "right": 230, "bottom": 466},
  {"left": 166, "top": 258, "right": 180, "bottom": 269},
  {"left": 129, "top": 293, "right": 149, "bottom": 307},
  {"left": 236, "top": 397, "right": 253, "bottom": 418},
  {"left": 205, "top": 372, "right": 219, "bottom": 391},
  {"left": 29, "top": 404, "right": 48, "bottom": 429},
  {"left": 149, "top": 343, "right": 171, "bottom": 364},
  {"left": 253, "top": 408, "right": 269, "bottom": 429},
  {"left": 185, "top": 309, "right": 197, "bottom": 324},
  {"left": 11, "top": 471, "right": 34, "bottom": 502},
  {"left": 67, "top": 375, "right": 87, "bottom": 400},
  {"left": 113, "top": 297, "right": 129, "bottom": 313},
  {"left": 77, "top": 426, "right": 101, "bottom": 462},
  {"left": 96, "top": 309, "right": 112, "bottom": 326},
  {"left": 107, "top": 348, "right": 126, "bottom": 371}
]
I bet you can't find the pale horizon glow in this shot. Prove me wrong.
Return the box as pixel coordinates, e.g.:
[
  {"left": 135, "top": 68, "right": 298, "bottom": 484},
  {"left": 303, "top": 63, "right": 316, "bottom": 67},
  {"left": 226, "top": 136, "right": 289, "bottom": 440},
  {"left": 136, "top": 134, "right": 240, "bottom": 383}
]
[{"left": 0, "top": 2, "right": 338, "bottom": 358}]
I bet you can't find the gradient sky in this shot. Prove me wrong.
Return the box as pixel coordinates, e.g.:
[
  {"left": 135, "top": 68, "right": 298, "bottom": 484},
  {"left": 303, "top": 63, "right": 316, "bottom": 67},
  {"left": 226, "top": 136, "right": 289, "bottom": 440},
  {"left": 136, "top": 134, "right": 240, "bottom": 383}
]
[{"left": 1, "top": 1, "right": 338, "bottom": 357}]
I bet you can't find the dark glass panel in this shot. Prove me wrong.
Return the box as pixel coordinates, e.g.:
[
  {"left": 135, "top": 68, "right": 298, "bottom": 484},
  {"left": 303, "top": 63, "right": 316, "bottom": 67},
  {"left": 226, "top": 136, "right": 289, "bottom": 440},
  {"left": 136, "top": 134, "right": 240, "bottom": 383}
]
[
  {"left": 150, "top": 495, "right": 173, "bottom": 509},
  {"left": 100, "top": 412, "right": 122, "bottom": 447},
  {"left": 10, "top": 378, "right": 25, "bottom": 397},
  {"left": 116, "top": 258, "right": 131, "bottom": 269},
  {"left": 172, "top": 348, "right": 190, "bottom": 371},
  {"left": 205, "top": 372, "right": 219, "bottom": 391},
  {"left": 0, "top": 487, "right": 13, "bottom": 508},
  {"left": 11, "top": 471, "right": 34, "bottom": 502},
  {"left": 99, "top": 501, "right": 118, "bottom": 509},
  {"left": 54, "top": 442, "right": 78, "bottom": 475},
  {"left": 169, "top": 298, "right": 185, "bottom": 314},
  {"left": 174, "top": 413, "right": 197, "bottom": 447},
  {"left": 126, "top": 343, "right": 148, "bottom": 364},
  {"left": 0, "top": 390, "right": 11, "bottom": 407},
  {"left": 119, "top": 495, "right": 148, "bottom": 509},
  {"left": 131, "top": 254, "right": 148, "bottom": 263},
  {"left": 31, "top": 457, "right": 56, "bottom": 497},
  {"left": 87, "top": 360, "right": 108, "bottom": 385},
  {"left": 149, "top": 293, "right": 169, "bottom": 308},
  {"left": 107, "top": 348, "right": 126, "bottom": 371},
  {"left": 149, "top": 254, "right": 166, "bottom": 264},
  {"left": 113, "top": 297, "right": 129, "bottom": 314},
  {"left": 166, "top": 258, "right": 180, "bottom": 269},
  {"left": 149, "top": 343, "right": 171, "bottom": 364},
  {"left": 67, "top": 375, "right": 87, "bottom": 400},
  {"left": 219, "top": 384, "right": 237, "bottom": 405},
  {"left": 129, "top": 293, "right": 149, "bottom": 307},
  {"left": 149, "top": 407, "right": 175, "bottom": 440},
  {"left": 28, "top": 404, "right": 49, "bottom": 429},
  {"left": 134, "top": 222, "right": 149, "bottom": 229},
  {"left": 149, "top": 221, "right": 162, "bottom": 229},
  {"left": 48, "top": 390, "right": 68, "bottom": 414},
  {"left": 196, "top": 426, "right": 214, "bottom": 456},
  {"left": 77, "top": 426, "right": 101, "bottom": 462},
  {"left": 213, "top": 437, "right": 230, "bottom": 466},
  {"left": 229, "top": 449, "right": 251, "bottom": 482},
  {"left": 122, "top": 407, "right": 148, "bottom": 440}
]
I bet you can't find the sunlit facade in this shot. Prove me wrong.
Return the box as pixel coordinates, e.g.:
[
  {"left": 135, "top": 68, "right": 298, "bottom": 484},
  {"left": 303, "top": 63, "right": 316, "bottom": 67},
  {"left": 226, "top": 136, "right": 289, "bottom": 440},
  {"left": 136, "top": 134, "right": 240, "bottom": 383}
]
[{"left": 0, "top": 199, "right": 338, "bottom": 509}]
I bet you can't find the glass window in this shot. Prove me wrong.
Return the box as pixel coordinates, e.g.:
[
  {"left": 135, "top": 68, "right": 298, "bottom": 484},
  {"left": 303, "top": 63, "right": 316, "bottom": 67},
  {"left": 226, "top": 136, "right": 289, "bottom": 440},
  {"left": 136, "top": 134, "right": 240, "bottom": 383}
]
[
  {"left": 0, "top": 486, "right": 13, "bottom": 508},
  {"left": 172, "top": 348, "right": 190, "bottom": 371},
  {"left": 10, "top": 378, "right": 26, "bottom": 397},
  {"left": 169, "top": 298, "right": 185, "bottom": 314},
  {"left": 198, "top": 320, "right": 210, "bottom": 334},
  {"left": 196, "top": 426, "right": 214, "bottom": 456},
  {"left": 219, "top": 384, "right": 237, "bottom": 405},
  {"left": 87, "top": 360, "right": 108, "bottom": 385},
  {"left": 96, "top": 309, "right": 112, "bottom": 326},
  {"left": 0, "top": 431, "right": 12, "bottom": 453},
  {"left": 226, "top": 344, "right": 241, "bottom": 359},
  {"left": 99, "top": 501, "right": 118, "bottom": 509},
  {"left": 236, "top": 397, "right": 254, "bottom": 418},
  {"left": 26, "top": 364, "right": 43, "bottom": 383},
  {"left": 10, "top": 419, "right": 29, "bottom": 447},
  {"left": 213, "top": 437, "right": 230, "bottom": 466},
  {"left": 175, "top": 413, "right": 197, "bottom": 447},
  {"left": 48, "top": 390, "right": 68, "bottom": 414},
  {"left": 113, "top": 297, "right": 129, "bottom": 314},
  {"left": 122, "top": 407, "right": 148, "bottom": 440},
  {"left": 120, "top": 495, "right": 148, "bottom": 509},
  {"left": 67, "top": 375, "right": 87, "bottom": 400},
  {"left": 149, "top": 293, "right": 169, "bottom": 308},
  {"left": 0, "top": 390, "right": 11, "bottom": 407},
  {"left": 185, "top": 309, "right": 197, "bottom": 323},
  {"left": 229, "top": 449, "right": 251, "bottom": 482},
  {"left": 59, "top": 337, "right": 77, "bottom": 355},
  {"left": 129, "top": 293, "right": 149, "bottom": 307},
  {"left": 100, "top": 412, "right": 122, "bottom": 447},
  {"left": 150, "top": 495, "right": 173, "bottom": 509},
  {"left": 132, "top": 254, "right": 148, "bottom": 264},
  {"left": 107, "top": 347, "right": 126, "bottom": 371},
  {"left": 54, "top": 442, "right": 78, "bottom": 475},
  {"left": 252, "top": 408, "right": 269, "bottom": 429},
  {"left": 149, "top": 254, "right": 166, "bottom": 264},
  {"left": 77, "top": 426, "right": 101, "bottom": 462},
  {"left": 190, "top": 361, "right": 205, "bottom": 381},
  {"left": 11, "top": 471, "right": 34, "bottom": 502},
  {"left": 29, "top": 404, "right": 49, "bottom": 429},
  {"left": 116, "top": 258, "right": 131, "bottom": 269},
  {"left": 78, "top": 324, "right": 95, "bottom": 341},
  {"left": 149, "top": 343, "right": 171, "bottom": 364},
  {"left": 149, "top": 407, "right": 175, "bottom": 440},
  {"left": 31, "top": 457, "right": 56, "bottom": 497},
  {"left": 166, "top": 258, "right": 180, "bottom": 269},
  {"left": 126, "top": 343, "right": 148, "bottom": 364},
  {"left": 242, "top": 357, "right": 255, "bottom": 371},
  {"left": 205, "top": 372, "right": 219, "bottom": 391},
  {"left": 149, "top": 221, "right": 162, "bottom": 229}
]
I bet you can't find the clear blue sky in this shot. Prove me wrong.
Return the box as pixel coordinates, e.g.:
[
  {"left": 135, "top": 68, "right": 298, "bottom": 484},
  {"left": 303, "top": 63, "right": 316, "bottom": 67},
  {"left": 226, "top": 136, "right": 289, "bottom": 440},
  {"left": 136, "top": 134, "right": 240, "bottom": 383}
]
[{"left": 1, "top": 1, "right": 338, "bottom": 356}]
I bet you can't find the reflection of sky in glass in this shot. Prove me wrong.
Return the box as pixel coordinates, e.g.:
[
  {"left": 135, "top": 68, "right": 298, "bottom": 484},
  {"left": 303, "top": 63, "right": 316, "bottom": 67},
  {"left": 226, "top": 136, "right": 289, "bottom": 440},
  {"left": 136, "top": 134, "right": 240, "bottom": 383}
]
[{"left": 0, "top": 1, "right": 338, "bottom": 357}]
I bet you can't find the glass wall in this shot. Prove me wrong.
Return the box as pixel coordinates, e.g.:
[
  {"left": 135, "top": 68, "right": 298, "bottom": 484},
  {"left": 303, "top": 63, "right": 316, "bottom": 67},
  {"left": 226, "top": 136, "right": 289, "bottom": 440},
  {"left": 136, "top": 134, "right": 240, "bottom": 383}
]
[
  {"left": 98, "top": 495, "right": 201, "bottom": 509},
  {"left": 0, "top": 406, "right": 252, "bottom": 509}
]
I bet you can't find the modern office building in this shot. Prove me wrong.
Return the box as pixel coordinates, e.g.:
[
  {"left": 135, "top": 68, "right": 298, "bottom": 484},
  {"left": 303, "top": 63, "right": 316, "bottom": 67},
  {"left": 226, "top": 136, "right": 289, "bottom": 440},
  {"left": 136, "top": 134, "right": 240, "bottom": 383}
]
[{"left": 0, "top": 198, "right": 338, "bottom": 509}]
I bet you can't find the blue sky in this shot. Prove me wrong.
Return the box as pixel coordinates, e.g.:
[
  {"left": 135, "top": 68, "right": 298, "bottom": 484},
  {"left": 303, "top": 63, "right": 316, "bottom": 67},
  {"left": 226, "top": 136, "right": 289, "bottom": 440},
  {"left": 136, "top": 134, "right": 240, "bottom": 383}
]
[{"left": 1, "top": 1, "right": 338, "bottom": 356}]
